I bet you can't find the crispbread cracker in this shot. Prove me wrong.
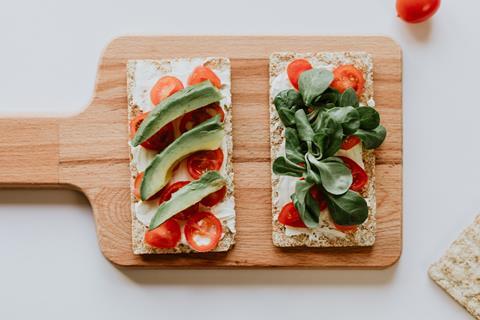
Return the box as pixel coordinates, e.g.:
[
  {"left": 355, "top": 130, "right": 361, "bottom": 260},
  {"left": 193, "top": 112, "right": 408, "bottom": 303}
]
[
  {"left": 429, "top": 214, "right": 480, "bottom": 319},
  {"left": 269, "top": 52, "right": 376, "bottom": 247},
  {"left": 127, "top": 57, "right": 235, "bottom": 254}
]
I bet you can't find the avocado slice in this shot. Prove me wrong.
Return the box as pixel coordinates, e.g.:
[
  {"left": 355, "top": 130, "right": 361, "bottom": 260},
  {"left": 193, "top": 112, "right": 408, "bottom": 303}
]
[
  {"left": 140, "top": 115, "right": 224, "bottom": 200},
  {"left": 149, "top": 171, "right": 226, "bottom": 230},
  {"left": 131, "top": 81, "right": 223, "bottom": 147}
]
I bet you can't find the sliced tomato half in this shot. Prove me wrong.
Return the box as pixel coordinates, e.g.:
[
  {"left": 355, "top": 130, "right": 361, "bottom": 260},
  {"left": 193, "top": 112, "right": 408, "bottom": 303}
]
[
  {"left": 330, "top": 65, "right": 365, "bottom": 96},
  {"left": 187, "top": 66, "right": 222, "bottom": 88},
  {"left": 184, "top": 211, "right": 223, "bottom": 252},
  {"left": 186, "top": 148, "right": 224, "bottom": 180},
  {"left": 340, "top": 135, "right": 361, "bottom": 150},
  {"left": 144, "top": 219, "right": 181, "bottom": 249},
  {"left": 278, "top": 202, "right": 306, "bottom": 228},
  {"left": 179, "top": 103, "right": 224, "bottom": 133},
  {"left": 338, "top": 156, "right": 368, "bottom": 192},
  {"left": 158, "top": 181, "right": 199, "bottom": 220},
  {"left": 129, "top": 112, "right": 175, "bottom": 152},
  {"left": 287, "top": 59, "right": 313, "bottom": 90},
  {"left": 150, "top": 76, "right": 184, "bottom": 106}
]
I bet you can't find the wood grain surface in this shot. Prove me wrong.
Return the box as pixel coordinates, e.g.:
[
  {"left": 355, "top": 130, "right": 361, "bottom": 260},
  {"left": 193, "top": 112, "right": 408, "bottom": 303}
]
[{"left": 0, "top": 36, "right": 402, "bottom": 268}]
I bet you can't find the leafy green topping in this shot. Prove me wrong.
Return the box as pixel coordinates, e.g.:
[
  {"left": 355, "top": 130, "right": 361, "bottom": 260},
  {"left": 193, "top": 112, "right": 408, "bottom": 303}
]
[{"left": 273, "top": 66, "right": 387, "bottom": 227}]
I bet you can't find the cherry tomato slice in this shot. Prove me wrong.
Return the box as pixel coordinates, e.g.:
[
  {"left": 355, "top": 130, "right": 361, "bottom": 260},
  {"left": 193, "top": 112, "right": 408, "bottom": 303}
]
[
  {"left": 396, "top": 0, "right": 440, "bottom": 24},
  {"left": 278, "top": 202, "right": 306, "bottom": 228},
  {"left": 287, "top": 59, "right": 313, "bottom": 90},
  {"left": 187, "top": 149, "right": 224, "bottom": 180},
  {"left": 309, "top": 186, "right": 328, "bottom": 211},
  {"left": 150, "top": 76, "right": 184, "bottom": 106},
  {"left": 338, "top": 156, "right": 368, "bottom": 192},
  {"left": 341, "top": 135, "right": 361, "bottom": 150},
  {"left": 187, "top": 66, "right": 222, "bottom": 89},
  {"left": 334, "top": 223, "right": 358, "bottom": 233},
  {"left": 144, "top": 219, "right": 181, "bottom": 249},
  {"left": 179, "top": 103, "right": 224, "bottom": 133},
  {"left": 158, "top": 181, "right": 199, "bottom": 220},
  {"left": 184, "top": 211, "right": 223, "bottom": 252},
  {"left": 330, "top": 65, "right": 365, "bottom": 96},
  {"left": 201, "top": 186, "right": 227, "bottom": 207},
  {"left": 129, "top": 112, "right": 175, "bottom": 152}
]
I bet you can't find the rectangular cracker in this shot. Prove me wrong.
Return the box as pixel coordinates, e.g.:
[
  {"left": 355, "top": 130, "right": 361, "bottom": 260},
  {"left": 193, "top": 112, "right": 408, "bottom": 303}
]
[
  {"left": 429, "top": 214, "right": 480, "bottom": 319},
  {"left": 127, "top": 57, "right": 235, "bottom": 254},
  {"left": 269, "top": 52, "right": 376, "bottom": 247}
]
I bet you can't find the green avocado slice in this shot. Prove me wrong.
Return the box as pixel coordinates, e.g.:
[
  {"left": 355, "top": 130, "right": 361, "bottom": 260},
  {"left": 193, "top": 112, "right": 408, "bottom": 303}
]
[
  {"left": 149, "top": 171, "right": 226, "bottom": 230},
  {"left": 131, "top": 81, "right": 223, "bottom": 147},
  {"left": 140, "top": 115, "right": 224, "bottom": 200}
]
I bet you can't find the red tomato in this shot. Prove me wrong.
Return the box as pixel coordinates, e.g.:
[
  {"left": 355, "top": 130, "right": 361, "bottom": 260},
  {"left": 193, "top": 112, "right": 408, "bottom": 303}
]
[
  {"left": 129, "top": 112, "right": 175, "bottom": 151},
  {"left": 338, "top": 156, "right": 368, "bottom": 192},
  {"left": 309, "top": 186, "right": 328, "bottom": 211},
  {"left": 396, "top": 0, "right": 440, "bottom": 23},
  {"left": 186, "top": 149, "right": 224, "bottom": 180},
  {"left": 341, "top": 135, "right": 361, "bottom": 150},
  {"left": 201, "top": 186, "right": 227, "bottom": 207},
  {"left": 133, "top": 172, "right": 143, "bottom": 200},
  {"left": 330, "top": 65, "right": 365, "bottom": 96},
  {"left": 179, "top": 103, "right": 224, "bottom": 133},
  {"left": 278, "top": 202, "right": 306, "bottom": 228},
  {"left": 287, "top": 59, "right": 313, "bottom": 90},
  {"left": 150, "top": 76, "right": 184, "bottom": 106},
  {"left": 334, "top": 223, "right": 358, "bottom": 233},
  {"left": 184, "top": 211, "right": 223, "bottom": 252},
  {"left": 187, "top": 66, "right": 222, "bottom": 89},
  {"left": 158, "top": 181, "right": 199, "bottom": 220},
  {"left": 144, "top": 219, "right": 181, "bottom": 249}
]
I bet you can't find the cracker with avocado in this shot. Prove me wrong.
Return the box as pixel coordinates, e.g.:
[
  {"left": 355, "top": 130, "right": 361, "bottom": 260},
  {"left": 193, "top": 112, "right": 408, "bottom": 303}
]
[
  {"left": 429, "top": 214, "right": 480, "bottom": 319},
  {"left": 269, "top": 52, "right": 379, "bottom": 247},
  {"left": 127, "top": 57, "right": 235, "bottom": 254}
]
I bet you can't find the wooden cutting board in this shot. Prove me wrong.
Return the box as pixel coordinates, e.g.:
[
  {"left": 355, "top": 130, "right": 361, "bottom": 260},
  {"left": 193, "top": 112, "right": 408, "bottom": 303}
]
[{"left": 0, "top": 36, "right": 402, "bottom": 268}]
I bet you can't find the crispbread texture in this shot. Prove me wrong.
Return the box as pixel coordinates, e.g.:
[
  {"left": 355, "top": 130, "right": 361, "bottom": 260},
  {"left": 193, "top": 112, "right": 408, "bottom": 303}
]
[
  {"left": 269, "top": 52, "right": 376, "bottom": 247},
  {"left": 429, "top": 214, "right": 480, "bottom": 319},
  {"left": 127, "top": 57, "right": 235, "bottom": 254}
]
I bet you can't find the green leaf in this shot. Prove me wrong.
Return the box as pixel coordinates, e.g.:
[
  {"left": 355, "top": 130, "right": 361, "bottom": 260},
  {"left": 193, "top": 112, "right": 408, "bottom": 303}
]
[
  {"left": 274, "top": 89, "right": 304, "bottom": 127},
  {"left": 291, "top": 179, "right": 319, "bottom": 228},
  {"left": 284, "top": 127, "right": 305, "bottom": 164},
  {"left": 274, "top": 89, "right": 304, "bottom": 110},
  {"left": 312, "top": 113, "right": 343, "bottom": 158},
  {"left": 298, "top": 69, "right": 334, "bottom": 106},
  {"left": 327, "top": 106, "right": 360, "bottom": 135},
  {"left": 304, "top": 155, "right": 321, "bottom": 185},
  {"left": 339, "top": 88, "right": 359, "bottom": 107},
  {"left": 357, "top": 106, "right": 380, "bottom": 130},
  {"left": 272, "top": 156, "right": 305, "bottom": 177},
  {"left": 294, "top": 109, "right": 315, "bottom": 143},
  {"left": 316, "top": 88, "right": 340, "bottom": 106},
  {"left": 354, "top": 125, "right": 386, "bottom": 149},
  {"left": 277, "top": 108, "right": 296, "bottom": 127},
  {"left": 325, "top": 190, "right": 369, "bottom": 226},
  {"left": 308, "top": 155, "right": 352, "bottom": 195}
]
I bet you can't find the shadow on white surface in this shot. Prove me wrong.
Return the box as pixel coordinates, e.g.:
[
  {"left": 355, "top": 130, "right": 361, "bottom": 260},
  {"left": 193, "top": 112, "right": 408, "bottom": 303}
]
[
  {"left": 0, "top": 188, "right": 88, "bottom": 206},
  {"left": 396, "top": 19, "right": 433, "bottom": 43},
  {"left": 119, "top": 265, "right": 398, "bottom": 287}
]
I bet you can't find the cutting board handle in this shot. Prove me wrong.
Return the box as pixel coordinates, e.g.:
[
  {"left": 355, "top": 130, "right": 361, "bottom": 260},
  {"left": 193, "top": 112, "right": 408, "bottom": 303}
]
[{"left": 0, "top": 117, "right": 60, "bottom": 187}]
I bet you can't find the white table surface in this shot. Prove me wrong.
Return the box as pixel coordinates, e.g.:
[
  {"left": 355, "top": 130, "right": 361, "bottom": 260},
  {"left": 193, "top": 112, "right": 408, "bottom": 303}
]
[{"left": 0, "top": 0, "right": 476, "bottom": 319}]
